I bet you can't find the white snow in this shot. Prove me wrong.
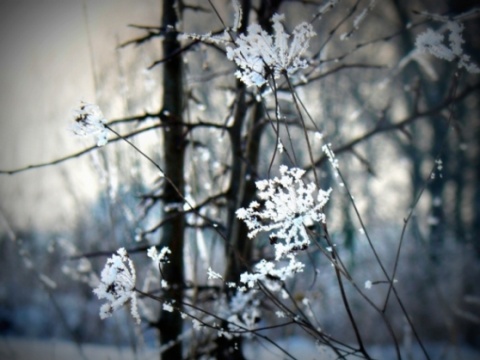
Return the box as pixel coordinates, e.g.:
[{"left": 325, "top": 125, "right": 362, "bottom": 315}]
[
  {"left": 0, "top": 337, "right": 157, "bottom": 360},
  {"left": 2, "top": 336, "right": 480, "bottom": 360}
]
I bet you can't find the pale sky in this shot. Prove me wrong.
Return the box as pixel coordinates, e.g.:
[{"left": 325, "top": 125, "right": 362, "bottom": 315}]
[{"left": 0, "top": 0, "right": 160, "bottom": 231}]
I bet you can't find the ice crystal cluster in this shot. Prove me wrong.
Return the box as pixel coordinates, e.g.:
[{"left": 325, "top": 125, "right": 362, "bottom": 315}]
[
  {"left": 226, "top": 13, "right": 316, "bottom": 86},
  {"left": 237, "top": 165, "right": 331, "bottom": 261},
  {"left": 93, "top": 248, "right": 140, "bottom": 324},
  {"left": 415, "top": 19, "right": 479, "bottom": 73},
  {"left": 218, "top": 290, "right": 261, "bottom": 337},
  {"left": 183, "top": 8, "right": 316, "bottom": 87},
  {"left": 147, "top": 245, "right": 171, "bottom": 266},
  {"left": 239, "top": 255, "right": 306, "bottom": 289},
  {"left": 71, "top": 102, "right": 108, "bottom": 146}
]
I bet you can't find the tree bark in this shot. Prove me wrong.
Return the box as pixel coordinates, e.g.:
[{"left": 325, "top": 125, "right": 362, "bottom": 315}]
[
  {"left": 217, "top": 2, "right": 283, "bottom": 358},
  {"left": 158, "top": 1, "right": 185, "bottom": 359}
]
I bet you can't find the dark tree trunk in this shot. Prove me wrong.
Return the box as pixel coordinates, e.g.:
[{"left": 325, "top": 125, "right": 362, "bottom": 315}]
[
  {"left": 215, "top": 1, "right": 283, "bottom": 358},
  {"left": 158, "top": 1, "right": 185, "bottom": 359}
]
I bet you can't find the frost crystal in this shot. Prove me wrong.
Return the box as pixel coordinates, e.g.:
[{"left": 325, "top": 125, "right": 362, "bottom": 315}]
[
  {"left": 71, "top": 102, "right": 108, "bottom": 146},
  {"left": 415, "top": 20, "right": 480, "bottom": 74},
  {"left": 147, "top": 246, "right": 171, "bottom": 266},
  {"left": 275, "top": 310, "right": 285, "bottom": 318},
  {"left": 364, "top": 280, "right": 372, "bottom": 289},
  {"left": 182, "top": 10, "right": 315, "bottom": 86},
  {"left": 218, "top": 290, "right": 260, "bottom": 336},
  {"left": 240, "top": 255, "right": 305, "bottom": 288},
  {"left": 93, "top": 248, "right": 140, "bottom": 324},
  {"left": 340, "top": 0, "right": 376, "bottom": 41},
  {"left": 322, "top": 143, "right": 338, "bottom": 169},
  {"left": 232, "top": 0, "right": 242, "bottom": 32},
  {"left": 236, "top": 165, "right": 331, "bottom": 260},
  {"left": 163, "top": 302, "right": 174, "bottom": 313},
  {"left": 207, "top": 267, "right": 223, "bottom": 280},
  {"left": 317, "top": 0, "right": 338, "bottom": 17},
  {"left": 226, "top": 14, "right": 316, "bottom": 86},
  {"left": 416, "top": 28, "right": 455, "bottom": 61}
]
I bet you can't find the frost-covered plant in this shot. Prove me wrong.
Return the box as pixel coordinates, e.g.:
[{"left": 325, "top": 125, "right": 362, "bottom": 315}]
[
  {"left": 184, "top": 10, "right": 316, "bottom": 87},
  {"left": 71, "top": 102, "right": 109, "bottom": 146},
  {"left": 226, "top": 13, "right": 316, "bottom": 86},
  {"left": 240, "top": 255, "right": 305, "bottom": 289},
  {"left": 147, "top": 245, "right": 171, "bottom": 266},
  {"left": 236, "top": 165, "right": 331, "bottom": 260},
  {"left": 216, "top": 290, "right": 261, "bottom": 337},
  {"left": 235, "top": 166, "right": 330, "bottom": 291},
  {"left": 93, "top": 248, "right": 140, "bottom": 324},
  {"left": 48, "top": 2, "right": 480, "bottom": 357},
  {"left": 415, "top": 19, "right": 480, "bottom": 73}
]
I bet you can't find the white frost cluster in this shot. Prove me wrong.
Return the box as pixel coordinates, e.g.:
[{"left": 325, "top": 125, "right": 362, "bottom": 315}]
[
  {"left": 226, "top": 13, "right": 316, "bottom": 86},
  {"left": 415, "top": 20, "right": 480, "bottom": 74},
  {"left": 71, "top": 102, "right": 109, "bottom": 146},
  {"left": 317, "top": 0, "right": 338, "bottom": 18},
  {"left": 182, "top": 5, "right": 316, "bottom": 87},
  {"left": 231, "top": 0, "right": 242, "bottom": 32},
  {"left": 217, "top": 290, "right": 260, "bottom": 337},
  {"left": 236, "top": 165, "right": 331, "bottom": 260},
  {"left": 240, "top": 255, "right": 305, "bottom": 288},
  {"left": 93, "top": 248, "right": 140, "bottom": 324},
  {"left": 207, "top": 267, "right": 223, "bottom": 280},
  {"left": 322, "top": 143, "right": 339, "bottom": 169},
  {"left": 147, "top": 246, "right": 171, "bottom": 266},
  {"left": 364, "top": 280, "right": 372, "bottom": 289}
]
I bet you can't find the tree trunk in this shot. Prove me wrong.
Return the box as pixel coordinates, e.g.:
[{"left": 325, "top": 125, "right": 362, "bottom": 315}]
[{"left": 158, "top": 1, "right": 185, "bottom": 358}]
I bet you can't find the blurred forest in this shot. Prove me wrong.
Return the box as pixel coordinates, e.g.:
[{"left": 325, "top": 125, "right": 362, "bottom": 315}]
[{"left": 1, "top": 0, "right": 480, "bottom": 359}]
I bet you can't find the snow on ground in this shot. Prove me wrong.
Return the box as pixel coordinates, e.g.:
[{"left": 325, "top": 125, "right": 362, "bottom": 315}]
[
  {"left": 244, "top": 336, "right": 480, "bottom": 360},
  {"left": 0, "top": 337, "right": 158, "bottom": 360},
  {"left": 1, "top": 336, "right": 480, "bottom": 359}
]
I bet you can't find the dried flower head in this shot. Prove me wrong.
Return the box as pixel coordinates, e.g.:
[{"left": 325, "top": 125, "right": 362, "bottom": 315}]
[
  {"left": 71, "top": 102, "right": 108, "bottom": 146},
  {"left": 226, "top": 14, "right": 316, "bottom": 86},
  {"left": 182, "top": 8, "right": 316, "bottom": 87},
  {"left": 93, "top": 248, "right": 140, "bottom": 324},
  {"left": 236, "top": 165, "right": 331, "bottom": 260}
]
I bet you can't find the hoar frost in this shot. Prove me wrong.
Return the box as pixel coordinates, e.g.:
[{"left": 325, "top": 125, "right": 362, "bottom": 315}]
[
  {"left": 147, "top": 246, "right": 171, "bottom": 266},
  {"left": 184, "top": 10, "right": 316, "bottom": 87},
  {"left": 71, "top": 102, "right": 109, "bottom": 146},
  {"left": 93, "top": 248, "right": 140, "bottom": 324},
  {"left": 415, "top": 19, "right": 480, "bottom": 73},
  {"left": 217, "top": 290, "right": 261, "bottom": 337},
  {"left": 226, "top": 13, "right": 316, "bottom": 86},
  {"left": 240, "top": 255, "right": 305, "bottom": 288},
  {"left": 236, "top": 165, "right": 331, "bottom": 260}
]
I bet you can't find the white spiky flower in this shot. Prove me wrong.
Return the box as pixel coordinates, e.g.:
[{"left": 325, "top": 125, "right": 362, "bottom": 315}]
[
  {"left": 236, "top": 165, "right": 331, "bottom": 260},
  {"left": 93, "top": 248, "right": 140, "bottom": 324},
  {"left": 226, "top": 14, "right": 316, "bottom": 86}
]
